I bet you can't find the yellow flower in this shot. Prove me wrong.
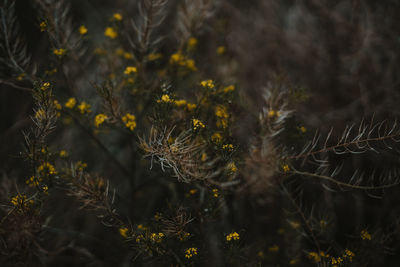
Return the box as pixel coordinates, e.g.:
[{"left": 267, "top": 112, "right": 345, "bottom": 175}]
[
  {"left": 41, "top": 82, "right": 50, "bottom": 91},
  {"left": 53, "top": 100, "right": 62, "bottom": 110},
  {"left": 298, "top": 126, "right": 307, "bottom": 133},
  {"left": 201, "top": 153, "right": 207, "bottom": 161},
  {"left": 212, "top": 188, "right": 219, "bottom": 198},
  {"left": 79, "top": 25, "right": 88, "bottom": 35},
  {"left": 147, "top": 53, "right": 162, "bottom": 61},
  {"left": 59, "top": 150, "right": 68, "bottom": 157},
  {"left": 76, "top": 161, "right": 87, "bottom": 171},
  {"left": 282, "top": 164, "right": 290, "bottom": 172},
  {"left": 185, "top": 247, "right": 198, "bottom": 259},
  {"left": 188, "top": 37, "right": 198, "bottom": 49},
  {"left": 95, "top": 114, "right": 108, "bottom": 128},
  {"left": 26, "top": 176, "right": 42, "bottom": 187},
  {"left": 200, "top": 79, "right": 215, "bottom": 89},
  {"left": 123, "top": 52, "right": 133, "bottom": 59},
  {"left": 16, "top": 73, "right": 25, "bottom": 81},
  {"left": 104, "top": 27, "right": 118, "bottom": 39},
  {"left": 185, "top": 59, "right": 197, "bottom": 71},
  {"left": 150, "top": 232, "right": 164, "bottom": 243},
  {"left": 11, "top": 194, "right": 34, "bottom": 210},
  {"left": 217, "top": 46, "right": 226, "bottom": 55},
  {"left": 174, "top": 99, "right": 187, "bottom": 107},
  {"left": 77, "top": 101, "right": 91, "bottom": 114},
  {"left": 113, "top": 13, "right": 123, "bottom": 21},
  {"left": 308, "top": 251, "right": 321, "bottom": 263},
  {"left": 211, "top": 132, "right": 222, "bottom": 143},
  {"left": 215, "top": 105, "right": 228, "bottom": 118},
  {"left": 192, "top": 118, "right": 205, "bottom": 131},
  {"left": 170, "top": 52, "right": 185, "bottom": 64},
  {"left": 124, "top": 66, "right": 137, "bottom": 75},
  {"left": 35, "top": 109, "right": 46, "bottom": 120},
  {"left": 53, "top": 48, "right": 66, "bottom": 56},
  {"left": 42, "top": 185, "right": 49, "bottom": 194},
  {"left": 226, "top": 232, "right": 240, "bottom": 241},
  {"left": 119, "top": 227, "right": 129, "bottom": 238},
  {"left": 227, "top": 162, "right": 237, "bottom": 172},
  {"left": 189, "top": 189, "right": 198, "bottom": 195},
  {"left": 65, "top": 97, "right": 76, "bottom": 109},
  {"left": 186, "top": 103, "right": 196, "bottom": 111},
  {"left": 222, "top": 144, "right": 234, "bottom": 151},
  {"left": 268, "top": 244, "right": 280, "bottom": 252},
  {"left": 136, "top": 234, "right": 144, "bottom": 243},
  {"left": 223, "top": 85, "right": 235, "bottom": 93},
  {"left": 361, "top": 229, "right": 371, "bottom": 240},
  {"left": 158, "top": 94, "right": 172, "bottom": 103},
  {"left": 37, "top": 162, "right": 57, "bottom": 175},
  {"left": 122, "top": 113, "right": 137, "bottom": 131},
  {"left": 39, "top": 21, "right": 47, "bottom": 32}
]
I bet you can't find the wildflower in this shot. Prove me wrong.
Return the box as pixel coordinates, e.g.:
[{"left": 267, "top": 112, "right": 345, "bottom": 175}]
[
  {"left": 77, "top": 101, "right": 91, "bottom": 114},
  {"left": 174, "top": 99, "right": 187, "bottom": 107},
  {"left": 53, "top": 100, "right": 62, "bottom": 111},
  {"left": 147, "top": 53, "right": 162, "bottom": 61},
  {"left": 41, "top": 82, "right": 50, "bottom": 91},
  {"left": 298, "top": 126, "right": 307, "bottom": 133},
  {"left": 137, "top": 224, "right": 147, "bottom": 230},
  {"left": 76, "top": 161, "right": 87, "bottom": 171},
  {"left": 361, "top": 229, "right": 371, "bottom": 240},
  {"left": 79, "top": 25, "right": 88, "bottom": 35},
  {"left": 158, "top": 94, "right": 172, "bottom": 103},
  {"left": 170, "top": 52, "right": 185, "bottom": 64},
  {"left": 53, "top": 48, "right": 66, "bottom": 56},
  {"left": 104, "top": 27, "right": 118, "bottom": 39},
  {"left": 215, "top": 105, "right": 228, "bottom": 119},
  {"left": 59, "top": 150, "right": 68, "bottom": 157},
  {"left": 38, "top": 162, "right": 57, "bottom": 175},
  {"left": 268, "top": 244, "right": 279, "bottom": 252},
  {"left": 185, "top": 247, "right": 198, "bottom": 259},
  {"left": 222, "top": 144, "right": 234, "bottom": 152},
  {"left": 211, "top": 132, "right": 222, "bottom": 143},
  {"left": 11, "top": 194, "right": 34, "bottom": 210},
  {"left": 94, "top": 114, "right": 108, "bottom": 128},
  {"left": 113, "top": 13, "right": 123, "bottom": 21},
  {"left": 217, "top": 46, "right": 226, "bottom": 55},
  {"left": 186, "top": 103, "right": 196, "bottom": 111},
  {"left": 200, "top": 79, "right": 215, "bottom": 89},
  {"left": 226, "top": 232, "right": 240, "bottom": 241},
  {"left": 282, "top": 164, "right": 290, "bottom": 172},
  {"left": 227, "top": 162, "right": 237, "bottom": 172},
  {"left": 119, "top": 227, "right": 129, "bottom": 238},
  {"left": 42, "top": 185, "right": 49, "bottom": 194},
  {"left": 123, "top": 52, "right": 133, "bottom": 59},
  {"left": 188, "top": 37, "right": 198, "bottom": 49},
  {"left": 150, "top": 232, "right": 164, "bottom": 243},
  {"left": 122, "top": 113, "right": 137, "bottom": 131},
  {"left": 344, "top": 249, "right": 355, "bottom": 262},
  {"left": 308, "top": 252, "right": 321, "bottom": 263},
  {"left": 189, "top": 189, "right": 198, "bottom": 195},
  {"left": 289, "top": 221, "right": 300, "bottom": 229},
  {"left": 39, "top": 21, "right": 47, "bottom": 32},
  {"left": 212, "top": 188, "right": 219, "bottom": 198},
  {"left": 201, "top": 153, "right": 207, "bottom": 161},
  {"left": 16, "top": 73, "right": 25, "bottom": 81},
  {"left": 35, "top": 109, "right": 46, "bottom": 120},
  {"left": 136, "top": 234, "right": 144, "bottom": 243},
  {"left": 124, "top": 66, "right": 137, "bottom": 75},
  {"left": 26, "top": 176, "right": 42, "bottom": 187},
  {"left": 185, "top": 59, "right": 197, "bottom": 71},
  {"left": 45, "top": 68, "right": 57, "bottom": 76},
  {"left": 65, "top": 97, "right": 76, "bottom": 109},
  {"left": 223, "top": 85, "right": 235, "bottom": 93},
  {"left": 192, "top": 118, "right": 205, "bottom": 131}
]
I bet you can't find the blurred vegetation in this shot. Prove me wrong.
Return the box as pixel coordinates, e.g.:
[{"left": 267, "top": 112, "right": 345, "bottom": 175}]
[{"left": 1, "top": 0, "right": 400, "bottom": 266}]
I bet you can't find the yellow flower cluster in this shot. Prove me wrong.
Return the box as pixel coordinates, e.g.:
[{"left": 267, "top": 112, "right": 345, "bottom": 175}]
[
  {"left": 59, "top": 150, "right": 68, "bottom": 157},
  {"left": 330, "top": 249, "right": 355, "bottom": 267},
  {"left": 53, "top": 48, "right": 66, "bottom": 56},
  {"left": 38, "top": 162, "right": 57, "bottom": 175},
  {"left": 79, "top": 25, "right": 88, "bottom": 35},
  {"left": 227, "top": 162, "right": 237, "bottom": 172},
  {"left": 150, "top": 232, "right": 164, "bottom": 243},
  {"left": 187, "top": 37, "right": 198, "bottom": 49},
  {"left": 212, "top": 188, "right": 219, "bottom": 198},
  {"left": 169, "top": 51, "right": 197, "bottom": 71},
  {"left": 77, "top": 101, "right": 91, "bottom": 114},
  {"left": 41, "top": 82, "right": 50, "bottom": 91},
  {"left": 282, "top": 164, "right": 290, "bottom": 172},
  {"left": 113, "top": 13, "right": 123, "bottom": 21},
  {"left": 105, "top": 27, "right": 118, "bottom": 39},
  {"left": 211, "top": 132, "right": 222, "bottom": 143},
  {"left": 119, "top": 227, "right": 129, "bottom": 238},
  {"left": 268, "top": 110, "right": 281, "bottom": 118},
  {"left": 124, "top": 66, "right": 137, "bottom": 75},
  {"left": 361, "top": 229, "right": 371, "bottom": 240},
  {"left": 11, "top": 194, "right": 34, "bottom": 210},
  {"left": 76, "top": 161, "right": 88, "bottom": 171},
  {"left": 136, "top": 234, "right": 144, "bottom": 243},
  {"left": 40, "top": 21, "right": 47, "bottom": 32},
  {"left": 187, "top": 103, "right": 196, "bottom": 111},
  {"left": 217, "top": 46, "right": 226, "bottom": 55},
  {"left": 222, "top": 144, "right": 234, "bottom": 151},
  {"left": 26, "top": 176, "right": 42, "bottom": 187},
  {"left": 94, "top": 114, "right": 108, "bottom": 128},
  {"left": 35, "top": 109, "right": 46, "bottom": 120},
  {"left": 192, "top": 118, "right": 205, "bottom": 131},
  {"left": 200, "top": 79, "right": 215, "bottom": 89},
  {"left": 215, "top": 105, "right": 228, "bottom": 128},
  {"left": 122, "top": 113, "right": 137, "bottom": 131},
  {"left": 308, "top": 251, "right": 321, "bottom": 263},
  {"left": 226, "top": 232, "right": 240, "bottom": 241},
  {"left": 54, "top": 100, "right": 62, "bottom": 117},
  {"left": 297, "top": 126, "right": 307, "bottom": 133},
  {"left": 223, "top": 85, "right": 235, "bottom": 93},
  {"left": 147, "top": 53, "right": 162, "bottom": 61},
  {"left": 65, "top": 97, "right": 76, "bottom": 109},
  {"left": 185, "top": 247, "right": 198, "bottom": 259}
]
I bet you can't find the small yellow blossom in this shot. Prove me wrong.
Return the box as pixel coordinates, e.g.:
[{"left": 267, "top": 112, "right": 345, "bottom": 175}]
[
  {"left": 185, "top": 59, "right": 197, "bottom": 71},
  {"left": 185, "top": 247, "right": 198, "bottom": 259},
  {"left": 77, "top": 101, "right": 91, "bottom": 114},
  {"left": 170, "top": 52, "right": 185, "bottom": 64},
  {"left": 76, "top": 161, "right": 87, "bottom": 171},
  {"left": 150, "top": 232, "right": 164, "bottom": 243},
  {"left": 147, "top": 53, "right": 162, "bottom": 61},
  {"left": 79, "top": 25, "right": 88, "bottom": 35},
  {"left": 137, "top": 224, "right": 147, "bottom": 231},
  {"left": 189, "top": 189, "right": 198, "bottom": 195},
  {"left": 41, "top": 82, "right": 50, "bottom": 91},
  {"left": 298, "top": 126, "right": 307, "bottom": 133},
  {"left": 212, "top": 188, "right": 219, "bottom": 198},
  {"left": 38, "top": 162, "right": 57, "bottom": 175},
  {"left": 211, "top": 132, "right": 222, "bottom": 143},
  {"left": 104, "top": 27, "right": 118, "bottom": 39},
  {"left": 113, "top": 13, "right": 123, "bottom": 21},
  {"left": 215, "top": 105, "right": 228, "bottom": 118},
  {"left": 119, "top": 227, "right": 129, "bottom": 238},
  {"left": 226, "top": 232, "right": 240, "bottom": 241},
  {"left": 26, "top": 176, "right": 42, "bottom": 187},
  {"left": 123, "top": 52, "right": 133, "bottom": 59},
  {"left": 59, "top": 150, "right": 68, "bottom": 157},
  {"left": 16, "top": 73, "right": 25, "bottom": 81},
  {"left": 268, "top": 244, "right": 280, "bottom": 252},
  {"left": 174, "top": 99, "right": 187, "bottom": 107},
  {"left": 186, "top": 103, "right": 196, "bottom": 111},
  {"left": 65, "top": 97, "right": 76, "bottom": 109},
  {"left": 222, "top": 144, "right": 234, "bottom": 152},
  {"left": 35, "top": 109, "right": 46, "bottom": 120},
  {"left": 188, "top": 37, "right": 198, "bottom": 49},
  {"left": 122, "top": 113, "right": 137, "bottom": 131},
  {"left": 42, "top": 185, "right": 49, "bottom": 194},
  {"left": 124, "top": 66, "right": 137, "bottom": 75},
  {"left": 217, "top": 46, "right": 226, "bottom": 55},
  {"left": 94, "top": 114, "right": 108, "bottom": 128},
  {"left": 361, "top": 229, "right": 371, "bottom": 240},
  {"left": 200, "top": 79, "right": 215, "bottom": 89},
  {"left": 11, "top": 194, "right": 34, "bottom": 210},
  {"left": 136, "top": 234, "right": 144, "bottom": 243},
  {"left": 308, "top": 251, "right": 321, "bottom": 263},
  {"left": 289, "top": 221, "right": 300, "bottom": 229},
  {"left": 201, "top": 152, "right": 207, "bottom": 161},
  {"left": 158, "top": 94, "right": 172, "bottom": 103},
  {"left": 227, "top": 162, "right": 237, "bottom": 172},
  {"left": 53, "top": 100, "right": 62, "bottom": 111},
  {"left": 282, "top": 164, "right": 290, "bottom": 172},
  {"left": 223, "top": 85, "right": 235, "bottom": 93},
  {"left": 40, "top": 21, "right": 47, "bottom": 32},
  {"left": 192, "top": 118, "right": 205, "bottom": 131},
  {"left": 53, "top": 48, "right": 66, "bottom": 56}
]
